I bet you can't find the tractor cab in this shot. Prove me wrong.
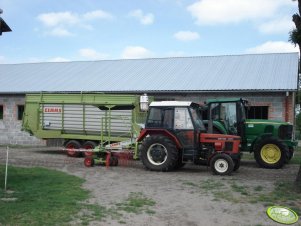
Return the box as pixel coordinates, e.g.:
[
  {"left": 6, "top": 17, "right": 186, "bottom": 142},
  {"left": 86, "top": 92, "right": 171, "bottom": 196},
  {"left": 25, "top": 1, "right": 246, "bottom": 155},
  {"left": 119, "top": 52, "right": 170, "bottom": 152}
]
[
  {"left": 206, "top": 98, "right": 247, "bottom": 137},
  {"left": 145, "top": 101, "right": 206, "bottom": 150}
]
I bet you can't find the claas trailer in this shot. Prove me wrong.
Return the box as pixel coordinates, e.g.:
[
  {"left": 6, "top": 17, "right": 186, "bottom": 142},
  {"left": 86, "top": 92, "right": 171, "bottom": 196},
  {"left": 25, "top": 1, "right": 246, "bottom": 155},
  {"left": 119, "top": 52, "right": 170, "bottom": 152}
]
[{"left": 22, "top": 93, "right": 150, "bottom": 157}]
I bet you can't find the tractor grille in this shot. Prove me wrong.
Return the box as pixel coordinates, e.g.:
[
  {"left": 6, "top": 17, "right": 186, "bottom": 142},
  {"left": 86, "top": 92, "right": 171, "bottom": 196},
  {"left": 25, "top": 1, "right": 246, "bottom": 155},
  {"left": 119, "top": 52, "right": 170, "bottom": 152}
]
[
  {"left": 224, "top": 142, "right": 233, "bottom": 151},
  {"left": 278, "top": 125, "right": 293, "bottom": 140}
]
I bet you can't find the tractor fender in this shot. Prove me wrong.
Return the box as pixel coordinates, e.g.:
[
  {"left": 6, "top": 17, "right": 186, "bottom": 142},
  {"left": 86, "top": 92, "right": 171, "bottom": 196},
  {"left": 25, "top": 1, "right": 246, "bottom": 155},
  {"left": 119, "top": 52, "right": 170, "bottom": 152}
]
[
  {"left": 137, "top": 129, "right": 182, "bottom": 149},
  {"left": 208, "top": 151, "right": 241, "bottom": 162},
  {"left": 251, "top": 133, "right": 274, "bottom": 152}
]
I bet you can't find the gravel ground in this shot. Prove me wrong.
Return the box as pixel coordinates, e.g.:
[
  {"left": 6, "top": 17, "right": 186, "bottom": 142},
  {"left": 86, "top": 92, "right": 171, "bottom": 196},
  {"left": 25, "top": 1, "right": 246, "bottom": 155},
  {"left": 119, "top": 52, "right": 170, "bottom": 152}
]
[{"left": 0, "top": 147, "right": 300, "bottom": 226}]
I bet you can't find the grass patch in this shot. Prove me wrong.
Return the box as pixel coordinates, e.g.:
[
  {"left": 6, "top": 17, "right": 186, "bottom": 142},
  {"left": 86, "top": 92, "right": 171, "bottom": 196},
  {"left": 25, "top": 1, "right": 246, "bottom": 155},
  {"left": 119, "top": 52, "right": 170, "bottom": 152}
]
[
  {"left": 107, "top": 192, "right": 156, "bottom": 223},
  {"left": 0, "top": 165, "right": 104, "bottom": 225},
  {"left": 254, "top": 182, "right": 301, "bottom": 211},
  {"left": 200, "top": 179, "right": 225, "bottom": 191},
  {"left": 115, "top": 192, "right": 156, "bottom": 214},
  {"left": 231, "top": 182, "right": 249, "bottom": 196}
]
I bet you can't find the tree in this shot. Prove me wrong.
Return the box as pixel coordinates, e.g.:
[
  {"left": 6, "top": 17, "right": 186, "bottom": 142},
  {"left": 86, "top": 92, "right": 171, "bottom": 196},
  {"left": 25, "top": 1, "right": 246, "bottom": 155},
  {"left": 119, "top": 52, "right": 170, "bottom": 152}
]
[{"left": 290, "top": 0, "right": 301, "bottom": 190}]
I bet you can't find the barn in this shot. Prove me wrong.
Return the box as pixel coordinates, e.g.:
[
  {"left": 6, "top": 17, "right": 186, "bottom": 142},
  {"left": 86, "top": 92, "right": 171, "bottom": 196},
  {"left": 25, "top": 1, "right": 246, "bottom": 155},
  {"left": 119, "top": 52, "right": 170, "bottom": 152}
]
[{"left": 0, "top": 52, "right": 299, "bottom": 145}]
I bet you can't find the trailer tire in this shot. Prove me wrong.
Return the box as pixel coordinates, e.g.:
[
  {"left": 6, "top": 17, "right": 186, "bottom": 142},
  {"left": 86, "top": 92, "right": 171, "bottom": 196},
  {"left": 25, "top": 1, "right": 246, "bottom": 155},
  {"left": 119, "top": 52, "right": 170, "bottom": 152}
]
[
  {"left": 65, "top": 140, "right": 81, "bottom": 157},
  {"left": 210, "top": 153, "right": 234, "bottom": 175},
  {"left": 83, "top": 141, "right": 97, "bottom": 157},
  {"left": 254, "top": 137, "right": 287, "bottom": 169},
  {"left": 140, "top": 135, "right": 179, "bottom": 172}
]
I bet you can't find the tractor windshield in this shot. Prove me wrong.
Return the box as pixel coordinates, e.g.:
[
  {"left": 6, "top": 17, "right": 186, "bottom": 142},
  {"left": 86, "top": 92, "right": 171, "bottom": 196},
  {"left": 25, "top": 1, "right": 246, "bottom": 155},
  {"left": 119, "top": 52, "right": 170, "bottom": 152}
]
[
  {"left": 211, "top": 102, "right": 237, "bottom": 135},
  {"left": 190, "top": 107, "right": 206, "bottom": 131}
]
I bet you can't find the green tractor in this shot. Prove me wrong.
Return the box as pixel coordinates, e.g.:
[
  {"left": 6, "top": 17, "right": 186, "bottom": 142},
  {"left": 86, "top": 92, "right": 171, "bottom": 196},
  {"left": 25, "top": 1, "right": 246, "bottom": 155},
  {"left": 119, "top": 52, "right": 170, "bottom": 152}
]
[{"left": 203, "top": 98, "right": 297, "bottom": 169}]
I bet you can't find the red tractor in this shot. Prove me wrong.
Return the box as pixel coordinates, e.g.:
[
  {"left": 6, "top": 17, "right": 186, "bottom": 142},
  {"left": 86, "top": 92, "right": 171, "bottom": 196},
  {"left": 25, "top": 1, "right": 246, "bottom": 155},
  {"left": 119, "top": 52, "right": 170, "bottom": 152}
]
[{"left": 137, "top": 101, "right": 241, "bottom": 175}]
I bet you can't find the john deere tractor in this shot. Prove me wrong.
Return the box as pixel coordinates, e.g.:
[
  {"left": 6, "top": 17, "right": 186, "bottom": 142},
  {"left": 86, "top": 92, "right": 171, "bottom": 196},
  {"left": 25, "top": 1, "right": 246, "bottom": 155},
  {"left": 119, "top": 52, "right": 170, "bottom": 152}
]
[{"left": 204, "top": 98, "right": 297, "bottom": 169}]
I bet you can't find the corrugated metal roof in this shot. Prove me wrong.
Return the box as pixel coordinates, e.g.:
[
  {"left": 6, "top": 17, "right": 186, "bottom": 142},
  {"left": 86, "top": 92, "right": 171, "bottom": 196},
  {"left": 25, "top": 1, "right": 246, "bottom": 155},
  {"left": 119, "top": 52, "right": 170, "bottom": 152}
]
[{"left": 0, "top": 53, "right": 298, "bottom": 93}]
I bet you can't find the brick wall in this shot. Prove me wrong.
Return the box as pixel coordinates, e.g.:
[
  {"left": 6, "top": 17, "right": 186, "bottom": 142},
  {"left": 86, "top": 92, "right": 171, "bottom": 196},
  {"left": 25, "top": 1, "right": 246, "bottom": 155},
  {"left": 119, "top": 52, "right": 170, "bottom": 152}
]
[
  {"left": 152, "top": 91, "right": 294, "bottom": 122},
  {"left": 0, "top": 95, "right": 46, "bottom": 146}
]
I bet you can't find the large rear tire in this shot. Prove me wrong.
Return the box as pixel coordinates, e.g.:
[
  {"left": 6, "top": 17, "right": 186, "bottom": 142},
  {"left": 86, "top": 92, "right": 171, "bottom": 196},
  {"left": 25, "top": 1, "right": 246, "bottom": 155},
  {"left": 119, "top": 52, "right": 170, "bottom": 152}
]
[
  {"left": 65, "top": 140, "right": 81, "bottom": 157},
  {"left": 210, "top": 153, "right": 234, "bottom": 175},
  {"left": 254, "top": 137, "right": 287, "bottom": 169},
  {"left": 140, "top": 135, "right": 179, "bottom": 171}
]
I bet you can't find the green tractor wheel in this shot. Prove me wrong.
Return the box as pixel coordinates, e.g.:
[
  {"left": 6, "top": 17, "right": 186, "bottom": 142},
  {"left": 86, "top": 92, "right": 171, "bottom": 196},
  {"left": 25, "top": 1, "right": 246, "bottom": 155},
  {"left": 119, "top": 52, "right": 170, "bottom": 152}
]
[{"left": 254, "top": 137, "right": 287, "bottom": 169}]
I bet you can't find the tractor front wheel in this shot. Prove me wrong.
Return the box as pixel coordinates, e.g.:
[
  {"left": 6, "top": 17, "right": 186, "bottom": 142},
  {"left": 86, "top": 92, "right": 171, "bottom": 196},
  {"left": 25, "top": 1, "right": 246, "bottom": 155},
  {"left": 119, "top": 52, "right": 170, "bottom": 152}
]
[
  {"left": 254, "top": 138, "right": 287, "bottom": 169},
  {"left": 140, "top": 135, "right": 179, "bottom": 171},
  {"left": 210, "top": 153, "right": 234, "bottom": 175}
]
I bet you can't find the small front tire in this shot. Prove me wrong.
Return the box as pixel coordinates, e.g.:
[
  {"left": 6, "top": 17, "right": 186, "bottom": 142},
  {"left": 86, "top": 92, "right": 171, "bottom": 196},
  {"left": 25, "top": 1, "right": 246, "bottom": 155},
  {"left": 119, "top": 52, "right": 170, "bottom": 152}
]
[{"left": 210, "top": 153, "right": 234, "bottom": 176}]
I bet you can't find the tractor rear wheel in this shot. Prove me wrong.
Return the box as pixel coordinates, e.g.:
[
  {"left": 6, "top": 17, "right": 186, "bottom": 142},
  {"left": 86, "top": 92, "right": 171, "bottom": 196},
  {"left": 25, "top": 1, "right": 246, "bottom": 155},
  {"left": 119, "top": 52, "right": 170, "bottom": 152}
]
[
  {"left": 210, "top": 153, "right": 234, "bottom": 175},
  {"left": 174, "top": 150, "right": 186, "bottom": 170},
  {"left": 233, "top": 158, "right": 240, "bottom": 171},
  {"left": 140, "top": 135, "right": 179, "bottom": 171},
  {"left": 254, "top": 137, "right": 287, "bottom": 169},
  {"left": 65, "top": 140, "right": 81, "bottom": 157}
]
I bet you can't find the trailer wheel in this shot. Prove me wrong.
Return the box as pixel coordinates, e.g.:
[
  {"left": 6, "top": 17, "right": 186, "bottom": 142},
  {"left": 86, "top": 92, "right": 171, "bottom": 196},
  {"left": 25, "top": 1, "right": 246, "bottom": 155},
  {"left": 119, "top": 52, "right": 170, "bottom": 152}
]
[
  {"left": 254, "top": 137, "right": 287, "bottom": 169},
  {"left": 83, "top": 141, "right": 97, "bottom": 157},
  {"left": 65, "top": 140, "right": 81, "bottom": 157},
  {"left": 84, "top": 157, "right": 94, "bottom": 167},
  {"left": 210, "top": 153, "right": 234, "bottom": 175},
  {"left": 140, "top": 135, "right": 178, "bottom": 172}
]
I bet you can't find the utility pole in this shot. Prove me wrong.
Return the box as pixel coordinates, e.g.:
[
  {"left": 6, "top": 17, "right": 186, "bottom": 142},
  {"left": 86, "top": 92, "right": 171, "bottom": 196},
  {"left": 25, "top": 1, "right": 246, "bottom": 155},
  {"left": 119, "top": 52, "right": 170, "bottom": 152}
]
[{"left": 0, "top": 8, "right": 12, "bottom": 35}]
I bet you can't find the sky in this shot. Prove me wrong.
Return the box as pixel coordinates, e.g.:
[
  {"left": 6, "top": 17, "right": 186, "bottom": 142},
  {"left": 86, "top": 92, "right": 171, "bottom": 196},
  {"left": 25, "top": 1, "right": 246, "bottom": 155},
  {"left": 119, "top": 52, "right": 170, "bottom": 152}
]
[{"left": 0, "top": 0, "right": 300, "bottom": 64}]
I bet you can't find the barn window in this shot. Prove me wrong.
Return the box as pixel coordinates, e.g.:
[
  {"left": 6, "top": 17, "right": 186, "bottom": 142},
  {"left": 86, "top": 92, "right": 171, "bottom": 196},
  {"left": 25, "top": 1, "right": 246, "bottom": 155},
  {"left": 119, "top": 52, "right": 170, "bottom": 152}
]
[
  {"left": 0, "top": 105, "right": 3, "bottom": 120},
  {"left": 17, "top": 105, "right": 24, "bottom": 120},
  {"left": 246, "top": 106, "right": 268, "bottom": 119}
]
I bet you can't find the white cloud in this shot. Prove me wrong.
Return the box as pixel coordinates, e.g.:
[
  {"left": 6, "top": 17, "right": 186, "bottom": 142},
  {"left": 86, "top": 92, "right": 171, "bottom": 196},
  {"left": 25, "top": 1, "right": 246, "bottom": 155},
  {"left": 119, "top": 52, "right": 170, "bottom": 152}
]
[
  {"left": 187, "top": 0, "right": 293, "bottom": 25},
  {"left": 258, "top": 17, "right": 294, "bottom": 34},
  {"left": 83, "top": 10, "right": 113, "bottom": 20},
  {"left": 37, "top": 10, "right": 113, "bottom": 37},
  {"left": 37, "top": 11, "right": 79, "bottom": 27},
  {"left": 121, "top": 46, "right": 154, "bottom": 59},
  {"left": 246, "top": 41, "right": 298, "bottom": 54},
  {"left": 47, "top": 27, "right": 74, "bottom": 37},
  {"left": 48, "top": 57, "right": 70, "bottom": 62},
  {"left": 129, "top": 9, "right": 154, "bottom": 25},
  {"left": 174, "top": 31, "right": 200, "bottom": 41},
  {"left": 79, "top": 48, "right": 109, "bottom": 60}
]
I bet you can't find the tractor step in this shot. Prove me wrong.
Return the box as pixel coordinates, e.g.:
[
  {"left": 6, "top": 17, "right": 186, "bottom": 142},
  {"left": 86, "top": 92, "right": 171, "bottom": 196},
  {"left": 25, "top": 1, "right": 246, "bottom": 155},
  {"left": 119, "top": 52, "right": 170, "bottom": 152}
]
[{"left": 182, "top": 149, "right": 197, "bottom": 162}]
